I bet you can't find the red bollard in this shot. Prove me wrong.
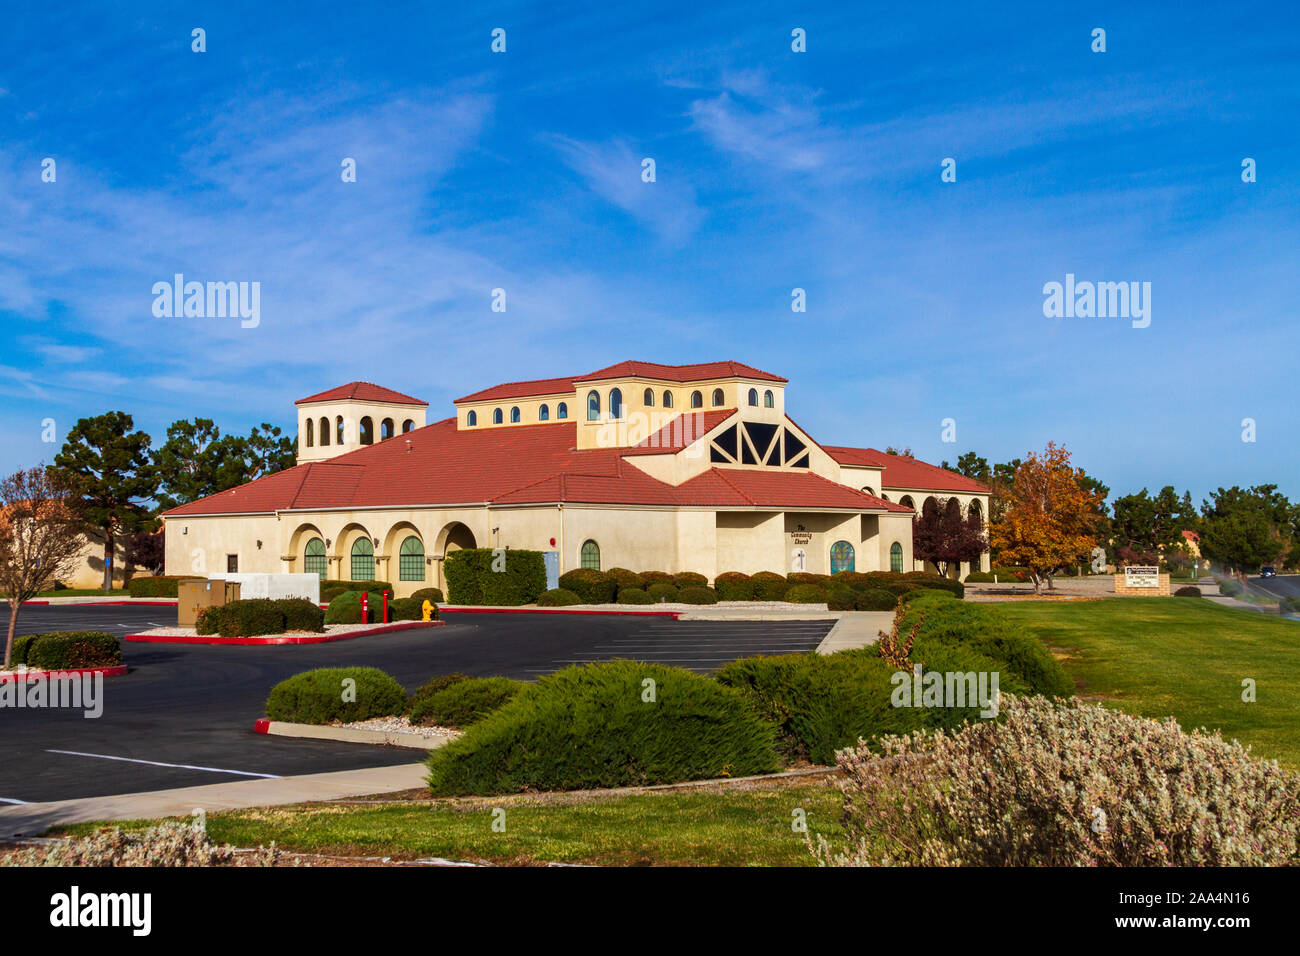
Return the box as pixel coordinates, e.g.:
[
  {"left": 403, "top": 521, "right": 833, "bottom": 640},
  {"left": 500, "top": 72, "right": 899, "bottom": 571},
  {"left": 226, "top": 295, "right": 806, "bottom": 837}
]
[
  {"left": 361, "top": 591, "right": 368, "bottom": 624},
  {"left": 383, "top": 590, "right": 390, "bottom": 623}
]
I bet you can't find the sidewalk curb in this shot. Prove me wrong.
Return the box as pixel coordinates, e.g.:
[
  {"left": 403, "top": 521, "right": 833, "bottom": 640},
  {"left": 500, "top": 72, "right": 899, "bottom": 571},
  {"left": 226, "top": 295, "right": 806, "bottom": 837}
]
[
  {"left": 0, "top": 664, "right": 127, "bottom": 684},
  {"left": 124, "top": 620, "right": 444, "bottom": 646},
  {"left": 254, "top": 719, "right": 452, "bottom": 751},
  {"left": 22, "top": 599, "right": 178, "bottom": 607},
  {"left": 440, "top": 606, "right": 681, "bottom": 618}
]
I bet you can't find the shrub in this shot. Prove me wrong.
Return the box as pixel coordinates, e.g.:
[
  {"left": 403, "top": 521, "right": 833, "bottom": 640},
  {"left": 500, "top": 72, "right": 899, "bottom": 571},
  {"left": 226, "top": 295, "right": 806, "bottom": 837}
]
[
  {"left": 677, "top": 586, "right": 718, "bottom": 605},
  {"left": 0, "top": 822, "right": 280, "bottom": 867},
  {"left": 24, "top": 632, "right": 122, "bottom": 670},
  {"left": 1278, "top": 596, "right": 1297, "bottom": 614},
  {"left": 321, "top": 586, "right": 349, "bottom": 604},
  {"left": 278, "top": 598, "right": 326, "bottom": 632},
  {"left": 8, "top": 634, "right": 39, "bottom": 667},
  {"left": 537, "top": 588, "right": 582, "bottom": 607},
  {"left": 898, "top": 587, "right": 954, "bottom": 605},
  {"left": 785, "top": 584, "right": 827, "bottom": 604},
  {"left": 322, "top": 579, "right": 393, "bottom": 594},
  {"left": 829, "top": 571, "right": 874, "bottom": 589},
  {"left": 216, "top": 599, "right": 284, "bottom": 637},
  {"left": 672, "top": 571, "right": 708, "bottom": 589},
  {"left": 713, "top": 572, "right": 755, "bottom": 601},
  {"left": 1175, "top": 586, "right": 1202, "bottom": 597},
  {"left": 195, "top": 605, "right": 226, "bottom": 635},
  {"left": 646, "top": 582, "right": 679, "bottom": 603},
  {"left": 265, "top": 667, "right": 406, "bottom": 724},
  {"left": 1219, "top": 579, "right": 1242, "bottom": 596},
  {"left": 854, "top": 588, "right": 897, "bottom": 611},
  {"left": 426, "top": 661, "right": 779, "bottom": 795},
  {"left": 409, "top": 587, "right": 444, "bottom": 605},
  {"left": 964, "top": 571, "right": 996, "bottom": 583},
  {"left": 990, "top": 566, "right": 1029, "bottom": 582},
  {"left": 826, "top": 587, "right": 859, "bottom": 611},
  {"left": 557, "top": 569, "right": 616, "bottom": 604},
  {"left": 407, "top": 672, "right": 471, "bottom": 712},
  {"left": 409, "top": 676, "right": 526, "bottom": 727},
  {"left": 816, "top": 695, "right": 1300, "bottom": 867},
  {"left": 388, "top": 597, "right": 428, "bottom": 621},
  {"left": 637, "top": 571, "right": 674, "bottom": 587},
  {"left": 616, "top": 587, "right": 654, "bottom": 605},
  {"left": 127, "top": 575, "right": 202, "bottom": 598},
  {"left": 605, "top": 568, "right": 644, "bottom": 592},
  {"left": 787, "top": 572, "right": 831, "bottom": 587},
  {"left": 750, "top": 571, "right": 790, "bottom": 601},
  {"left": 324, "top": 590, "right": 386, "bottom": 625},
  {"left": 445, "top": 549, "right": 547, "bottom": 606}
]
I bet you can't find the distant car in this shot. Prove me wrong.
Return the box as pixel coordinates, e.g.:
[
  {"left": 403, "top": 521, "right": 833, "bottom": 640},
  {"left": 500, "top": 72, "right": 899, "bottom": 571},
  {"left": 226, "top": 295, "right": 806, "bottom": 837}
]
[{"left": 1261, "top": 566, "right": 1277, "bottom": 578}]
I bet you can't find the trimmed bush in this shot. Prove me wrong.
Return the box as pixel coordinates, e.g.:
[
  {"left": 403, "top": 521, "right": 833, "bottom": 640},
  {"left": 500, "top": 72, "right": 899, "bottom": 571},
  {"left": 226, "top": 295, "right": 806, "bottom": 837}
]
[
  {"left": 425, "top": 660, "right": 780, "bottom": 795},
  {"left": 25, "top": 632, "right": 122, "bottom": 670},
  {"left": 637, "top": 571, "right": 674, "bottom": 587},
  {"left": 537, "top": 588, "right": 582, "bottom": 607},
  {"left": 195, "top": 605, "right": 226, "bottom": 635},
  {"left": 445, "top": 549, "right": 547, "bottom": 606},
  {"left": 829, "top": 571, "right": 874, "bottom": 590},
  {"left": 321, "top": 586, "right": 348, "bottom": 604},
  {"left": 964, "top": 571, "right": 996, "bottom": 583},
  {"left": 677, "top": 586, "right": 718, "bottom": 605},
  {"left": 407, "top": 672, "right": 471, "bottom": 712},
  {"left": 388, "top": 597, "right": 428, "bottom": 621},
  {"left": 855, "top": 588, "right": 897, "bottom": 611},
  {"left": 324, "top": 590, "right": 386, "bottom": 625},
  {"left": 713, "top": 572, "right": 755, "bottom": 601},
  {"left": 217, "top": 599, "right": 287, "bottom": 637},
  {"left": 672, "top": 571, "right": 709, "bottom": 589},
  {"left": 750, "top": 571, "right": 790, "bottom": 601},
  {"left": 1174, "top": 586, "right": 1202, "bottom": 597},
  {"left": 785, "top": 584, "right": 827, "bottom": 604},
  {"left": 322, "top": 579, "right": 393, "bottom": 594},
  {"left": 605, "top": 568, "right": 644, "bottom": 592},
  {"left": 278, "top": 598, "right": 326, "bottom": 632},
  {"left": 787, "top": 572, "right": 831, "bottom": 587},
  {"left": 557, "top": 568, "right": 616, "bottom": 604},
  {"left": 7, "top": 634, "right": 40, "bottom": 667},
  {"left": 409, "top": 676, "right": 526, "bottom": 727},
  {"left": 646, "top": 582, "right": 679, "bottom": 603},
  {"left": 826, "top": 587, "right": 859, "bottom": 612},
  {"left": 265, "top": 667, "right": 406, "bottom": 724},
  {"left": 616, "top": 587, "right": 654, "bottom": 605},
  {"left": 898, "top": 587, "right": 954, "bottom": 605},
  {"left": 127, "top": 575, "right": 202, "bottom": 598},
  {"left": 409, "top": 587, "right": 444, "bottom": 605}
]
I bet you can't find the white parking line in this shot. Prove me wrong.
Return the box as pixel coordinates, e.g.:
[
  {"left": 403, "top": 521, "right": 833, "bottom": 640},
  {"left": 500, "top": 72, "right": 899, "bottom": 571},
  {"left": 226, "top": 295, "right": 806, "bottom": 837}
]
[
  {"left": 0, "top": 797, "right": 29, "bottom": 805},
  {"left": 46, "top": 750, "right": 281, "bottom": 779}
]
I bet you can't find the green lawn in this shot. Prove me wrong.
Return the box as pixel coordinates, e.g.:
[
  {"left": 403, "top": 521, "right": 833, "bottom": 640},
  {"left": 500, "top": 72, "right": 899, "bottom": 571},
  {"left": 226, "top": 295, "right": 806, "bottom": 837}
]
[
  {"left": 51, "top": 779, "right": 843, "bottom": 866},
  {"left": 996, "top": 597, "right": 1300, "bottom": 768}
]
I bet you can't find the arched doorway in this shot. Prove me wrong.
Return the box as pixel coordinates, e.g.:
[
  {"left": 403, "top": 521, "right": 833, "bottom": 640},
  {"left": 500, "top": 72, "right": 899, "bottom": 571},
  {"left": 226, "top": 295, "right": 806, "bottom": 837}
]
[{"left": 434, "top": 522, "right": 477, "bottom": 592}]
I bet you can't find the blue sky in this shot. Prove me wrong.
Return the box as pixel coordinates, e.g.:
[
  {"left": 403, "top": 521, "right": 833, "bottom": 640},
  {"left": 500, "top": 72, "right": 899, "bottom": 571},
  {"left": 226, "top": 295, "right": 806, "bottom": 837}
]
[{"left": 1, "top": 1, "right": 1296, "bottom": 504}]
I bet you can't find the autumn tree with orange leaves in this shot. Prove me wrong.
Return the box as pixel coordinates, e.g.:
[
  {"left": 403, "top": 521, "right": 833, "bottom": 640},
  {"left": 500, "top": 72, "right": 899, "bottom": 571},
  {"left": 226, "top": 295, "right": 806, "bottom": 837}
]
[
  {"left": 989, "top": 442, "right": 1105, "bottom": 594},
  {"left": 0, "top": 466, "right": 85, "bottom": 668}
]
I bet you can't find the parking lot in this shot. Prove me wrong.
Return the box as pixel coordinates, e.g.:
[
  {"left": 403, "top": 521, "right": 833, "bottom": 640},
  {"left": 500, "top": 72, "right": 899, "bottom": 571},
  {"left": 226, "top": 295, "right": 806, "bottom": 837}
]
[{"left": 0, "top": 604, "right": 831, "bottom": 804}]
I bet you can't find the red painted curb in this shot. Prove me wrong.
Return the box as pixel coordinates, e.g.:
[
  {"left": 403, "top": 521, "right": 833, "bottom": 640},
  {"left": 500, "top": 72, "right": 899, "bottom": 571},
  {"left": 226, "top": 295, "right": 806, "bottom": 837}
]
[
  {"left": 123, "top": 620, "right": 445, "bottom": 646},
  {"left": 0, "top": 664, "right": 128, "bottom": 684},
  {"left": 254, "top": 718, "right": 270, "bottom": 734},
  {"left": 22, "top": 599, "right": 178, "bottom": 607},
  {"left": 440, "top": 606, "right": 682, "bottom": 619}
]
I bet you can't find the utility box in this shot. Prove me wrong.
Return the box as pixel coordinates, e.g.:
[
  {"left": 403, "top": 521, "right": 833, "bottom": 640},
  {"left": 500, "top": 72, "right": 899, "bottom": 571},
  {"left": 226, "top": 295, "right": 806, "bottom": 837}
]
[{"left": 178, "top": 579, "right": 242, "bottom": 626}]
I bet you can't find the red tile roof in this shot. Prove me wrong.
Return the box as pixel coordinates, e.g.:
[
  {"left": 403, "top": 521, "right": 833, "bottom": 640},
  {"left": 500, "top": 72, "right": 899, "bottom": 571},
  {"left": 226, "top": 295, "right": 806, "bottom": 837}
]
[
  {"left": 624, "top": 409, "right": 737, "bottom": 455},
  {"left": 575, "top": 360, "right": 786, "bottom": 384},
  {"left": 674, "top": 469, "right": 913, "bottom": 511},
  {"left": 296, "top": 382, "right": 427, "bottom": 406},
  {"left": 824, "top": 446, "right": 989, "bottom": 493},
  {"left": 453, "top": 376, "right": 578, "bottom": 404}
]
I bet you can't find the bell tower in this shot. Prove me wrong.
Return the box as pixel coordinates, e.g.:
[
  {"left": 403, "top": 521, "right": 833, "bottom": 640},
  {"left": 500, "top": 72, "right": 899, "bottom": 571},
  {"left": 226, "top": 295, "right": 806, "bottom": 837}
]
[{"left": 294, "top": 382, "right": 428, "bottom": 463}]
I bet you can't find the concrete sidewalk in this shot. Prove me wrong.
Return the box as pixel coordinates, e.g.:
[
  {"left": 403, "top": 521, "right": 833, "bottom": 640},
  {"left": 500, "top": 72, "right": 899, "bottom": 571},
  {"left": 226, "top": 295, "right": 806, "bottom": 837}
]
[
  {"left": 816, "top": 611, "right": 892, "bottom": 654},
  {"left": 0, "top": 763, "right": 429, "bottom": 838}
]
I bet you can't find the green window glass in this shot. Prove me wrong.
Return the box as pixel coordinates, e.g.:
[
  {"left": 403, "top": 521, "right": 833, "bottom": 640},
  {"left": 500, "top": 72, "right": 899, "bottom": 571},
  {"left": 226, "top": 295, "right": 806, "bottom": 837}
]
[
  {"left": 580, "top": 540, "right": 600, "bottom": 570},
  {"left": 890, "top": 542, "right": 904, "bottom": 573},
  {"left": 304, "top": 538, "right": 326, "bottom": 579},
  {"left": 351, "top": 537, "right": 374, "bottom": 581},
  {"left": 399, "top": 536, "right": 425, "bottom": 582},
  {"left": 830, "top": 540, "right": 855, "bottom": 574}
]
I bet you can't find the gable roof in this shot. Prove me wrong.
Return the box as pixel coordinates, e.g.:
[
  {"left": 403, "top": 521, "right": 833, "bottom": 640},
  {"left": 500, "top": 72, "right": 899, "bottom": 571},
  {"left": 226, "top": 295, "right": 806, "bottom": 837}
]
[
  {"left": 824, "top": 446, "right": 990, "bottom": 494},
  {"left": 453, "top": 376, "right": 578, "bottom": 404},
  {"left": 574, "top": 360, "right": 786, "bottom": 384},
  {"left": 296, "top": 382, "right": 427, "bottom": 406},
  {"left": 623, "top": 409, "right": 737, "bottom": 455},
  {"left": 674, "top": 469, "right": 913, "bottom": 511}
]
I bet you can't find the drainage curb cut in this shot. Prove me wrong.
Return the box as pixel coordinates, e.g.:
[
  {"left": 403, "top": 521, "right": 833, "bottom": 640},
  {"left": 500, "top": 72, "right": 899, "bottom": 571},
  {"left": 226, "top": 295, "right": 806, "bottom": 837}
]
[
  {"left": 124, "top": 620, "right": 445, "bottom": 645},
  {"left": 255, "top": 719, "right": 451, "bottom": 750},
  {"left": 0, "top": 665, "right": 128, "bottom": 684}
]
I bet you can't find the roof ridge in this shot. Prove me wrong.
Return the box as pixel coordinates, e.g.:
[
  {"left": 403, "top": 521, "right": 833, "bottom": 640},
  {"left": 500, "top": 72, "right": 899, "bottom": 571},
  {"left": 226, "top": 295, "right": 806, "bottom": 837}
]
[{"left": 709, "top": 468, "right": 755, "bottom": 505}]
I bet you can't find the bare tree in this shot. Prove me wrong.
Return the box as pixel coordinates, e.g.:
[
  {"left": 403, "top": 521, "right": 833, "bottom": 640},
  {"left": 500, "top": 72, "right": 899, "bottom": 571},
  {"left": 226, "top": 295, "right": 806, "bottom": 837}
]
[{"left": 0, "top": 467, "right": 85, "bottom": 668}]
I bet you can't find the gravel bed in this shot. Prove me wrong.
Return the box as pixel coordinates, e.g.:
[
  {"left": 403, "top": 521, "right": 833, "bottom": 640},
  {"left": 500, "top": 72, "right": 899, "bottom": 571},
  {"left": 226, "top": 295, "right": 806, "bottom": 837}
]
[{"left": 337, "top": 716, "right": 461, "bottom": 740}]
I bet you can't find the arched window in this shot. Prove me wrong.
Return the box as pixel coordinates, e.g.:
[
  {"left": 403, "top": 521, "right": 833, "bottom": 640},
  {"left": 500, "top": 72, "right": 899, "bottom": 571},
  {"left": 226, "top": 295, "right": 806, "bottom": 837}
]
[
  {"left": 890, "top": 542, "right": 904, "bottom": 573},
  {"left": 336, "top": 416, "right": 345, "bottom": 445},
  {"left": 467, "top": 410, "right": 477, "bottom": 427},
  {"left": 539, "top": 404, "right": 550, "bottom": 421},
  {"left": 643, "top": 388, "right": 654, "bottom": 406},
  {"left": 830, "top": 540, "right": 855, "bottom": 574},
  {"left": 557, "top": 402, "right": 568, "bottom": 419},
  {"left": 747, "top": 388, "right": 758, "bottom": 406},
  {"left": 305, "top": 418, "right": 314, "bottom": 448},
  {"left": 861, "top": 486, "right": 876, "bottom": 497},
  {"left": 663, "top": 391, "right": 673, "bottom": 409},
  {"left": 968, "top": 500, "right": 983, "bottom": 523},
  {"left": 899, "top": 495, "right": 915, "bottom": 511},
  {"left": 304, "top": 538, "right": 326, "bottom": 579},
  {"left": 691, "top": 390, "right": 703, "bottom": 409},
  {"left": 402, "top": 419, "right": 414, "bottom": 433},
  {"left": 764, "top": 389, "right": 774, "bottom": 408},
  {"left": 381, "top": 418, "right": 394, "bottom": 440},
  {"left": 493, "top": 408, "right": 503, "bottom": 424},
  {"left": 510, "top": 406, "right": 521, "bottom": 423},
  {"left": 580, "top": 539, "right": 601, "bottom": 570},
  {"left": 319, "top": 417, "right": 330, "bottom": 446},
  {"left": 351, "top": 537, "right": 375, "bottom": 580},
  {"left": 587, "top": 390, "right": 601, "bottom": 421},
  {"left": 360, "top": 417, "right": 374, "bottom": 445},
  {"left": 609, "top": 388, "right": 623, "bottom": 419},
  {"left": 399, "top": 536, "right": 425, "bottom": 582},
  {"left": 711, "top": 388, "right": 724, "bottom": 407}
]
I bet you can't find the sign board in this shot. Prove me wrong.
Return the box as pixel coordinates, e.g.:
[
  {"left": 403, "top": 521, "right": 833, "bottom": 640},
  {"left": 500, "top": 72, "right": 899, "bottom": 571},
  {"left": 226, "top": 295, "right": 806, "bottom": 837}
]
[
  {"left": 789, "top": 531, "right": 813, "bottom": 546},
  {"left": 1123, "top": 566, "right": 1160, "bottom": 589},
  {"left": 210, "top": 573, "right": 320, "bottom": 604}
]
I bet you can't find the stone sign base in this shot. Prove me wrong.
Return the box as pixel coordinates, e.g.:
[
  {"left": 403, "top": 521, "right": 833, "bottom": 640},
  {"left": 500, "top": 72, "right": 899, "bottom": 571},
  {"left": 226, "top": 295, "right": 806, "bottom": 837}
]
[{"left": 1113, "top": 572, "right": 1171, "bottom": 596}]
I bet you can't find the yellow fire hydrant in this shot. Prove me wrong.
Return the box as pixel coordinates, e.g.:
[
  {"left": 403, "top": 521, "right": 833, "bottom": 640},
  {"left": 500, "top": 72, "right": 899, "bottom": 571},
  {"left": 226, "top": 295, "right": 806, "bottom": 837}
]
[{"left": 421, "top": 599, "right": 435, "bottom": 622}]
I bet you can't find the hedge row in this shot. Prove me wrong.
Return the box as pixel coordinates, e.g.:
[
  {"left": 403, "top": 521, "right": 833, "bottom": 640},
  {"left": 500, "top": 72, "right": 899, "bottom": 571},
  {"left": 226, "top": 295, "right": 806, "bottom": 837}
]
[
  {"left": 197, "top": 598, "right": 326, "bottom": 637},
  {"left": 127, "top": 575, "right": 203, "bottom": 598},
  {"left": 9, "top": 631, "right": 122, "bottom": 669},
  {"left": 445, "top": 549, "right": 547, "bottom": 606}
]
